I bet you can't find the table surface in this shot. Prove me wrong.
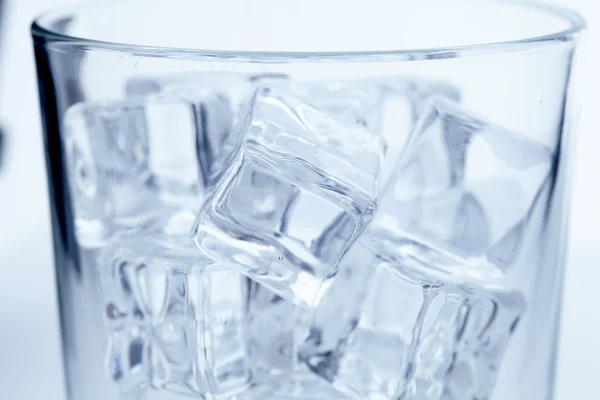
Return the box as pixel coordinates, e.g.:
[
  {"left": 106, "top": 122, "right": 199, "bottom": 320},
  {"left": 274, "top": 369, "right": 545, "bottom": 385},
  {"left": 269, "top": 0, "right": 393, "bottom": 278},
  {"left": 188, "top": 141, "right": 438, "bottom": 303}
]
[{"left": 0, "top": 0, "right": 598, "bottom": 398}]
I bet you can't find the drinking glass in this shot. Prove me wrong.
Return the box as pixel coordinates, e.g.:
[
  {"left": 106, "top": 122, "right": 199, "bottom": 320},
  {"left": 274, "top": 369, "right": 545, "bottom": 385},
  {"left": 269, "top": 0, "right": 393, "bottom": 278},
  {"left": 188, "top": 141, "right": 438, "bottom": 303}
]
[{"left": 31, "top": 1, "right": 585, "bottom": 399}]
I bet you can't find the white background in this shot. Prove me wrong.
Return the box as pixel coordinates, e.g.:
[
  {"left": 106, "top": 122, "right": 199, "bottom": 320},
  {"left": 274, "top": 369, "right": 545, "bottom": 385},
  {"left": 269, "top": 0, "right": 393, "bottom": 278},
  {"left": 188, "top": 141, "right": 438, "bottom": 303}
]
[{"left": 0, "top": 0, "right": 597, "bottom": 398}]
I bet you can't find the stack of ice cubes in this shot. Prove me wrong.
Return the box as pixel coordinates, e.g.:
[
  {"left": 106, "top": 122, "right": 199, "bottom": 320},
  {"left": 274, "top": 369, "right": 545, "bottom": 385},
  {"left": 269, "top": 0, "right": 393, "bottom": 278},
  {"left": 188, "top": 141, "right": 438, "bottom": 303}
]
[{"left": 62, "top": 71, "right": 553, "bottom": 399}]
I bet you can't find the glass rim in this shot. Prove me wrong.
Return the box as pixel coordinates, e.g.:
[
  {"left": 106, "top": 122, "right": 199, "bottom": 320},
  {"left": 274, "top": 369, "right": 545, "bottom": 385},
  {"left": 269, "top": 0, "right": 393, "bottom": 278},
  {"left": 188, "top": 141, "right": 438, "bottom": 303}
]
[{"left": 31, "top": 0, "right": 587, "bottom": 62}]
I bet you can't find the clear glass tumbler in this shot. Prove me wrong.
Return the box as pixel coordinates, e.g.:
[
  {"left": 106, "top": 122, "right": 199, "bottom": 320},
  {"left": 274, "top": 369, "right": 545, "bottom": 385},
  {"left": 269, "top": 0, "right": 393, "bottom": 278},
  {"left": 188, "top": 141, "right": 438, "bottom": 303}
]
[{"left": 31, "top": 1, "right": 585, "bottom": 399}]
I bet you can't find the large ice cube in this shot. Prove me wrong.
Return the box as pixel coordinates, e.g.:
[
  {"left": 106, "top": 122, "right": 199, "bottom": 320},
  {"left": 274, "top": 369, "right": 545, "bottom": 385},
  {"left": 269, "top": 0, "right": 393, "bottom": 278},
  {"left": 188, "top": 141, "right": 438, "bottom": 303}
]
[
  {"left": 98, "top": 236, "right": 250, "bottom": 398},
  {"left": 371, "top": 98, "right": 552, "bottom": 273},
  {"left": 298, "top": 242, "right": 525, "bottom": 400},
  {"left": 64, "top": 88, "right": 243, "bottom": 247},
  {"left": 193, "top": 87, "right": 384, "bottom": 307}
]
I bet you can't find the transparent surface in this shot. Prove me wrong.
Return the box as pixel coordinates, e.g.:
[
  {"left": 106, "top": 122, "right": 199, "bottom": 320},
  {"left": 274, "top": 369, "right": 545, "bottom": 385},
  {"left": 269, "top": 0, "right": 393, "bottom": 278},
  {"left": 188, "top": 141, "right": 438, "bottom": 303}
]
[
  {"left": 33, "top": 0, "right": 580, "bottom": 55},
  {"left": 32, "top": 1, "right": 584, "bottom": 400}
]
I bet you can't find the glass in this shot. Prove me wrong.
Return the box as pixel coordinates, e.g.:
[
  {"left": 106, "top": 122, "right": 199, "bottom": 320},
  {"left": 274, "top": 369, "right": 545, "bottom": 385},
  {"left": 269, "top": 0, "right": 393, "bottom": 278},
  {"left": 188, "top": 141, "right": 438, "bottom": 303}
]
[{"left": 31, "top": 1, "right": 585, "bottom": 399}]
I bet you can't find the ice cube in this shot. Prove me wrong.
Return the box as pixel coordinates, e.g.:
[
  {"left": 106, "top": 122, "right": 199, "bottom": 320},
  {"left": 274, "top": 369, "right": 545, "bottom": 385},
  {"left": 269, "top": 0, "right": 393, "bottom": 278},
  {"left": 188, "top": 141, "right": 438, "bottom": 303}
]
[
  {"left": 64, "top": 89, "right": 242, "bottom": 247},
  {"left": 403, "top": 299, "right": 463, "bottom": 400},
  {"left": 98, "top": 236, "right": 250, "bottom": 398},
  {"left": 371, "top": 98, "right": 552, "bottom": 273},
  {"left": 193, "top": 87, "right": 383, "bottom": 307},
  {"left": 298, "top": 245, "right": 437, "bottom": 400},
  {"left": 246, "top": 280, "right": 303, "bottom": 377},
  {"left": 440, "top": 289, "right": 526, "bottom": 400},
  {"left": 298, "top": 242, "right": 525, "bottom": 400}
]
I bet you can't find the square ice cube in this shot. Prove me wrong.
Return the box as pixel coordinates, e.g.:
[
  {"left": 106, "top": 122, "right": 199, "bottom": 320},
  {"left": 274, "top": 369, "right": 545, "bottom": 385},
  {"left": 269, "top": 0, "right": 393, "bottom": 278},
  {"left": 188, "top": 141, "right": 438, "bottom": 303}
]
[
  {"left": 298, "top": 248, "right": 438, "bottom": 399},
  {"left": 193, "top": 87, "right": 383, "bottom": 307},
  {"left": 64, "top": 89, "right": 242, "bottom": 247},
  {"left": 371, "top": 98, "right": 552, "bottom": 272},
  {"left": 98, "top": 236, "right": 250, "bottom": 398},
  {"left": 299, "top": 242, "right": 525, "bottom": 400}
]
